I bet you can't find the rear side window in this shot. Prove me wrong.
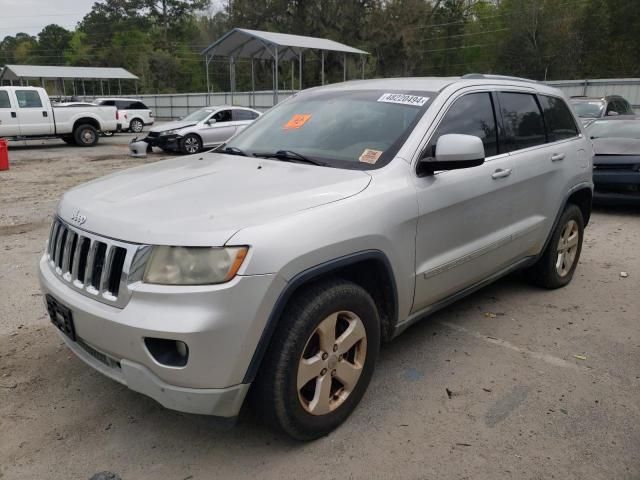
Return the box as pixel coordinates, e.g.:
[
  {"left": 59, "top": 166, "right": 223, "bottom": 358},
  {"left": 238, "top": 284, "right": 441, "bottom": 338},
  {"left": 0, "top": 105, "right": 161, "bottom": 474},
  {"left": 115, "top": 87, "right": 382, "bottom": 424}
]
[
  {"left": 129, "top": 102, "right": 148, "bottom": 110},
  {"left": 0, "top": 91, "right": 10, "bottom": 108},
  {"left": 498, "top": 92, "right": 545, "bottom": 151},
  {"left": 15, "top": 90, "right": 42, "bottom": 108},
  {"left": 99, "top": 100, "right": 116, "bottom": 107},
  {"left": 116, "top": 100, "right": 133, "bottom": 110},
  {"left": 233, "top": 109, "right": 258, "bottom": 121},
  {"left": 428, "top": 92, "right": 498, "bottom": 157},
  {"left": 539, "top": 95, "right": 579, "bottom": 142}
]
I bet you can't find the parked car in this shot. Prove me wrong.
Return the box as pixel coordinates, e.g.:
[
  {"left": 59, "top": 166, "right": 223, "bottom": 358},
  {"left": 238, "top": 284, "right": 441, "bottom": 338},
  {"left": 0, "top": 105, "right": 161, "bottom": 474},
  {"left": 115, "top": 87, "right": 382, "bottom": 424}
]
[
  {"left": 586, "top": 116, "right": 640, "bottom": 205},
  {"left": 94, "top": 97, "right": 154, "bottom": 133},
  {"left": 570, "top": 95, "right": 635, "bottom": 125},
  {"left": 0, "top": 86, "right": 118, "bottom": 146},
  {"left": 52, "top": 101, "right": 118, "bottom": 136},
  {"left": 140, "top": 106, "right": 261, "bottom": 154},
  {"left": 39, "top": 75, "right": 593, "bottom": 440}
]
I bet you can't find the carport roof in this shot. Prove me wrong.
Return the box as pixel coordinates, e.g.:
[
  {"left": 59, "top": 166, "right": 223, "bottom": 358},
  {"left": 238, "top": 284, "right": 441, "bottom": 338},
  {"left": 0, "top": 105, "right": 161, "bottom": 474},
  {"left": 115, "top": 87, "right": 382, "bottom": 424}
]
[
  {"left": 0, "top": 65, "right": 139, "bottom": 81},
  {"left": 201, "top": 28, "right": 369, "bottom": 61}
]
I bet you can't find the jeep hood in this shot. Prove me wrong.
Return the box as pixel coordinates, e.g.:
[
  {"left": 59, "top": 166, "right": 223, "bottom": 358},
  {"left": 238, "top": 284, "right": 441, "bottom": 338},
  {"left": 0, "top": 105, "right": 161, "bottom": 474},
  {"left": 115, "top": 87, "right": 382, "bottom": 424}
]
[{"left": 57, "top": 154, "right": 371, "bottom": 246}]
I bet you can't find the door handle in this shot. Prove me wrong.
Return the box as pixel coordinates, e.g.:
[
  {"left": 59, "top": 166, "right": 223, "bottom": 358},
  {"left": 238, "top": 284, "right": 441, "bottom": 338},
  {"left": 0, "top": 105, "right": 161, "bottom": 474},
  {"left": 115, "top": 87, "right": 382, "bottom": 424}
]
[
  {"left": 492, "top": 168, "right": 512, "bottom": 179},
  {"left": 43, "top": 111, "right": 48, "bottom": 117},
  {"left": 551, "top": 153, "right": 565, "bottom": 162},
  {"left": 11, "top": 112, "right": 16, "bottom": 118}
]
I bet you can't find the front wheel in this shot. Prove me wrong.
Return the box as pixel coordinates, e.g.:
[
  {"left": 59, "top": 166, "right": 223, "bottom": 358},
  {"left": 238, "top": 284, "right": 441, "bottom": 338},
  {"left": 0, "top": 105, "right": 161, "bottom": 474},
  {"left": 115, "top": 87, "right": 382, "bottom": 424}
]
[
  {"left": 252, "top": 279, "right": 380, "bottom": 440},
  {"left": 526, "top": 204, "right": 584, "bottom": 289},
  {"left": 73, "top": 124, "right": 99, "bottom": 147},
  {"left": 180, "top": 134, "right": 202, "bottom": 154}
]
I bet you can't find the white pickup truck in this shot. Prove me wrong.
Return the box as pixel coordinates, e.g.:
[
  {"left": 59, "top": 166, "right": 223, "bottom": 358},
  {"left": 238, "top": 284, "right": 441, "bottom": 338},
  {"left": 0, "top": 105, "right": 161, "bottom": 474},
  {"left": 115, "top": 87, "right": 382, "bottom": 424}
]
[{"left": 0, "top": 86, "right": 119, "bottom": 146}]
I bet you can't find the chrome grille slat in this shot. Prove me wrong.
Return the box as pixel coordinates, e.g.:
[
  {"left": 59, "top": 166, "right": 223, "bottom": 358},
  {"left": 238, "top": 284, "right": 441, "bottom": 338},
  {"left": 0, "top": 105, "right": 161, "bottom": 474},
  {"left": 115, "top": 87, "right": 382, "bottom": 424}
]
[
  {"left": 99, "top": 245, "right": 114, "bottom": 294},
  {"left": 45, "top": 218, "right": 142, "bottom": 309},
  {"left": 61, "top": 231, "right": 75, "bottom": 274},
  {"left": 70, "top": 235, "right": 84, "bottom": 281},
  {"left": 84, "top": 240, "right": 98, "bottom": 292}
]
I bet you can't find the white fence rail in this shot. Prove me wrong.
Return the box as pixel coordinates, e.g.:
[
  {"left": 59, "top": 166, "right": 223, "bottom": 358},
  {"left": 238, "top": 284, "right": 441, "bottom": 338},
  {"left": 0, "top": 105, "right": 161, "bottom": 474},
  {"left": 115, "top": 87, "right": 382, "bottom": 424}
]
[
  {"left": 82, "top": 90, "right": 295, "bottom": 119},
  {"left": 79, "top": 78, "right": 640, "bottom": 119},
  {"left": 546, "top": 78, "right": 640, "bottom": 107}
]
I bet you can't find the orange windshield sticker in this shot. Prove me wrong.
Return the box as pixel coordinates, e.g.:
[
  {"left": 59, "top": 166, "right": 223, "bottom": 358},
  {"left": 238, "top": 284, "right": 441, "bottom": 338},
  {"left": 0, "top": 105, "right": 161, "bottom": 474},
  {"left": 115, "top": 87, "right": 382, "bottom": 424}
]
[
  {"left": 283, "top": 114, "right": 312, "bottom": 130},
  {"left": 359, "top": 149, "right": 383, "bottom": 164}
]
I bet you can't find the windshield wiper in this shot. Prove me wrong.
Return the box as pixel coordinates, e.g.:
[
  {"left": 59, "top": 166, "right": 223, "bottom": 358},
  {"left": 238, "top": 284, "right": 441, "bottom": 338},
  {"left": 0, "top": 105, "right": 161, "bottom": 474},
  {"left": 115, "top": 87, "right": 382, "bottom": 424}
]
[
  {"left": 220, "top": 146, "right": 249, "bottom": 157},
  {"left": 253, "top": 150, "right": 327, "bottom": 166}
]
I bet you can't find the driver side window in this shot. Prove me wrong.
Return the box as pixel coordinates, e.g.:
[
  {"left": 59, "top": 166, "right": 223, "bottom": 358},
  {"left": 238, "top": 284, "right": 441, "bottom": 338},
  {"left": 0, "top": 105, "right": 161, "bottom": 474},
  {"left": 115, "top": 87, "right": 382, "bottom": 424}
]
[
  {"left": 213, "top": 110, "right": 232, "bottom": 123},
  {"left": 426, "top": 92, "right": 498, "bottom": 158}
]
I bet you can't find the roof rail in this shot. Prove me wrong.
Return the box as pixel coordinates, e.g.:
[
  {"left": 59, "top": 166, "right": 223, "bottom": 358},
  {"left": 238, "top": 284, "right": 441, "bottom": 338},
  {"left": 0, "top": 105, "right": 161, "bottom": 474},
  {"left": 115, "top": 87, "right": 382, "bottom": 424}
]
[{"left": 462, "top": 73, "right": 539, "bottom": 84}]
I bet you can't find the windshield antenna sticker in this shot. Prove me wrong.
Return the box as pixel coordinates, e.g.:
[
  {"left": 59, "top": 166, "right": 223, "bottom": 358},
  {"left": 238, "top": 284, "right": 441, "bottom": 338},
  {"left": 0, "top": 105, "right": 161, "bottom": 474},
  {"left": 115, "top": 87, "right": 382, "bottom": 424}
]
[
  {"left": 377, "top": 93, "right": 429, "bottom": 107},
  {"left": 359, "top": 149, "right": 383, "bottom": 164},
  {"left": 283, "top": 114, "right": 312, "bottom": 130}
]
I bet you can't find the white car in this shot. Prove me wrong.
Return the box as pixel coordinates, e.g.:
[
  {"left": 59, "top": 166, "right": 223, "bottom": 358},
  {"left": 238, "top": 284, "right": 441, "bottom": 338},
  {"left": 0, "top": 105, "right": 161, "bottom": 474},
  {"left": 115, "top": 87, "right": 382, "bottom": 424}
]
[
  {"left": 0, "top": 86, "right": 118, "bottom": 146},
  {"left": 142, "top": 106, "right": 261, "bottom": 154},
  {"left": 94, "top": 97, "right": 154, "bottom": 133}
]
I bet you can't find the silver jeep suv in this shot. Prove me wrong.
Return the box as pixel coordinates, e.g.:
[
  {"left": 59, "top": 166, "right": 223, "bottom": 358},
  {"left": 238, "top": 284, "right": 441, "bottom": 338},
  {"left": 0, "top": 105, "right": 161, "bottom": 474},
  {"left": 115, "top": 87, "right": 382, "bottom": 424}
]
[{"left": 39, "top": 75, "right": 593, "bottom": 440}]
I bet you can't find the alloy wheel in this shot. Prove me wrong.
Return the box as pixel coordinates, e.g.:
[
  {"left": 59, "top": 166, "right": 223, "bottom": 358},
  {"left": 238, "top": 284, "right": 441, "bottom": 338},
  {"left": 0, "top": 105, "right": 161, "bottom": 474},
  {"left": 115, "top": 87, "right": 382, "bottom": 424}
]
[
  {"left": 130, "top": 119, "right": 143, "bottom": 133},
  {"left": 297, "top": 311, "right": 367, "bottom": 415},
  {"left": 556, "top": 219, "right": 579, "bottom": 277},
  {"left": 184, "top": 137, "right": 200, "bottom": 154}
]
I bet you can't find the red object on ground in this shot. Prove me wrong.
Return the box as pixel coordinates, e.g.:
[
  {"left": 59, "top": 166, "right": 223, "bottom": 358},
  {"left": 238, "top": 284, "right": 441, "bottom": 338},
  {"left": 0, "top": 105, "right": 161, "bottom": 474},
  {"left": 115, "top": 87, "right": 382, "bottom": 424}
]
[{"left": 0, "top": 139, "right": 8, "bottom": 171}]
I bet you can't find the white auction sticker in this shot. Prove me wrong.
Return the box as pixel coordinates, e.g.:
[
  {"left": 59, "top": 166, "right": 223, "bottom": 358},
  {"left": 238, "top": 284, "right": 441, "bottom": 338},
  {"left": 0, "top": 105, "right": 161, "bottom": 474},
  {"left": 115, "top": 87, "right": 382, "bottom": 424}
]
[{"left": 377, "top": 93, "right": 429, "bottom": 107}]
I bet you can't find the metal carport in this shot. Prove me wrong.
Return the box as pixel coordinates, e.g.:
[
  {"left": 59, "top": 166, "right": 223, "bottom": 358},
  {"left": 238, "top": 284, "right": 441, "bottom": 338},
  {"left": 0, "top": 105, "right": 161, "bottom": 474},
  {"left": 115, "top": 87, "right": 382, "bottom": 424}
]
[
  {"left": 201, "top": 28, "right": 369, "bottom": 105},
  {"left": 0, "top": 65, "right": 139, "bottom": 97}
]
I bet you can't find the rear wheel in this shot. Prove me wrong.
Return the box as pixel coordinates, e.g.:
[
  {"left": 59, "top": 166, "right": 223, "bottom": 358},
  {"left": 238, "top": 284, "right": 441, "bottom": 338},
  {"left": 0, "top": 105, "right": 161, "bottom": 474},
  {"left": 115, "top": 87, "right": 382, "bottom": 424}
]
[
  {"left": 253, "top": 279, "right": 380, "bottom": 440},
  {"left": 526, "top": 204, "right": 584, "bottom": 289},
  {"left": 73, "top": 124, "right": 99, "bottom": 147},
  {"left": 129, "top": 118, "right": 144, "bottom": 133},
  {"left": 180, "top": 134, "right": 202, "bottom": 154}
]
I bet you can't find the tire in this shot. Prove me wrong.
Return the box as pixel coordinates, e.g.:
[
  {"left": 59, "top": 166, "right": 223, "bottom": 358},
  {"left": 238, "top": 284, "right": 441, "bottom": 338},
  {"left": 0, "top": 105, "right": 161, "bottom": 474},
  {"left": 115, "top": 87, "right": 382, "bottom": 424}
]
[
  {"left": 252, "top": 278, "right": 380, "bottom": 440},
  {"left": 180, "top": 134, "right": 202, "bottom": 154},
  {"left": 61, "top": 136, "right": 75, "bottom": 145},
  {"left": 526, "top": 204, "right": 584, "bottom": 289},
  {"left": 73, "top": 124, "right": 99, "bottom": 147},
  {"left": 129, "top": 118, "right": 144, "bottom": 133}
]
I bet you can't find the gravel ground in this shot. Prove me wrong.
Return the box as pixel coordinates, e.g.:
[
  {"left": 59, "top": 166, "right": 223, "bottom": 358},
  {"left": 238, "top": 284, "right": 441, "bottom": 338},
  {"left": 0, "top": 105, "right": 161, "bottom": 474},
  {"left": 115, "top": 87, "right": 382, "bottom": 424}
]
[{"left": 0, "top": 135, "right": 639, "bottom": 480}]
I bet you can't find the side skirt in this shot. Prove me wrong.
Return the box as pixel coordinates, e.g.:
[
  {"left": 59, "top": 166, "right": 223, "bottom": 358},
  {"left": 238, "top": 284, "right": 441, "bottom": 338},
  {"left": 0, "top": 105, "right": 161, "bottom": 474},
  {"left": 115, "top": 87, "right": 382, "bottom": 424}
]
[{"left": 393, "top": 256, "right": 536, "bottom": 338}]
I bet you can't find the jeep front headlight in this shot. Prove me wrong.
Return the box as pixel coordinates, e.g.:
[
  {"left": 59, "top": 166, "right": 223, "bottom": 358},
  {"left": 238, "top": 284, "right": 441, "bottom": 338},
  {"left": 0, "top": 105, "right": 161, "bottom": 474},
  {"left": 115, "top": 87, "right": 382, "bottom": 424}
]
[{"left": 143, "top": 246, "right": 248, "bottom": 285}]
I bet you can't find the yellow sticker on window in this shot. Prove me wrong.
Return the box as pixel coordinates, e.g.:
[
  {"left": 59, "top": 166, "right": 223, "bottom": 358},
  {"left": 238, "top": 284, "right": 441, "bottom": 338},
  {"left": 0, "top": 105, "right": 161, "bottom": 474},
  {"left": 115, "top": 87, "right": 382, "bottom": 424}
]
[
  {"left": 283, "top": 114, "right": 312, "bottom": 130},
  {"left": 359, "top": 149, "right": 383, "bottom": 164}
]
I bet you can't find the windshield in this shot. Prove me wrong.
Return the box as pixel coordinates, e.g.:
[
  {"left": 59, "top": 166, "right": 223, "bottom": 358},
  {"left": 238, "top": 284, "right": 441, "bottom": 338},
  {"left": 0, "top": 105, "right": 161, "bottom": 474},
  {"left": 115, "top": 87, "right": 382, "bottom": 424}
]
[
  {"left": 587, "top": 120, "right": 640, "bottom": 139},
  {"left": 182, "top": 108, "right": 214, "bottom": 122},
  {"left": 570, "top": 100, "right": 605, "bottom": 118},
  {"left": 225, "top": 89, "right": 435, "bottom": 169}
]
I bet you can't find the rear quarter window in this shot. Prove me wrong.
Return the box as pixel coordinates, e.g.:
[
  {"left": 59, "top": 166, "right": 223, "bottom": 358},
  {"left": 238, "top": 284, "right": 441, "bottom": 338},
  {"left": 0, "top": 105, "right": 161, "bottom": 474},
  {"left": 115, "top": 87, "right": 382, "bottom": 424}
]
[
  {"left": 129, "top": 102, "right": 148, "bottom": 110},
  {"left": 539, "top": 95, "right": 579, "bottom": 142}
]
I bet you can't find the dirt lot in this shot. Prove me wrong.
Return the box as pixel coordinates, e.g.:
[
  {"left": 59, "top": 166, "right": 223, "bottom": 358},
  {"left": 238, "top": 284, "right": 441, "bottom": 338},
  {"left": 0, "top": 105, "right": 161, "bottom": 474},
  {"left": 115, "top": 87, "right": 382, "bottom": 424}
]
[{"left": 0, "top": 135, "right": 639, "bottom": 480}]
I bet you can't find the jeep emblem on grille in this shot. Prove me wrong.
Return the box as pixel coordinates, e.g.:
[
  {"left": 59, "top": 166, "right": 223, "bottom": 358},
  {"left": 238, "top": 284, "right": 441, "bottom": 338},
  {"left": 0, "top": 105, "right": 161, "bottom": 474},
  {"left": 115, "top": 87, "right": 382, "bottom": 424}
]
[{"left": 70, "top": 209, "right": 87, "bottom": 226}]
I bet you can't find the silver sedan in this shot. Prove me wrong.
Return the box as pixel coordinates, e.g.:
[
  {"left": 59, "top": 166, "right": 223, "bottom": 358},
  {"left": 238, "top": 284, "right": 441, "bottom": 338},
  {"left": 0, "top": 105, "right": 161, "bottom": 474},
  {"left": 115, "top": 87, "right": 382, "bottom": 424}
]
[{"left": 143, "top": 106, "right": 261, "bottom": 154}]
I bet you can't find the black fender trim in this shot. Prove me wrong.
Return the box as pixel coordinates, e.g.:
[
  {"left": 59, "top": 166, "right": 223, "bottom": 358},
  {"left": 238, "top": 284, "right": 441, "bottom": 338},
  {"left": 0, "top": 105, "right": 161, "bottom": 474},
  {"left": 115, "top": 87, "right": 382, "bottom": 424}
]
[
  {"left": 242, "top": 249, "right": 398, "bottom": 384},
  {"left": 539, "top": 182, "right": 593, "bottom": 257}
]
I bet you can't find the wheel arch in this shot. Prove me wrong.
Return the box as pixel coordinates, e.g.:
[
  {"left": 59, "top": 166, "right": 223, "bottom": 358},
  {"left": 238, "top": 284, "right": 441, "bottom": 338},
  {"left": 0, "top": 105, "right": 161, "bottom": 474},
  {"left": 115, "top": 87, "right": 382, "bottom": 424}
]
[
  {"left": 242, "top": 250, "right": 399, "bottom": 384},
  {"left": 72, "top": 117, "right": 100, "bottom": 132}
]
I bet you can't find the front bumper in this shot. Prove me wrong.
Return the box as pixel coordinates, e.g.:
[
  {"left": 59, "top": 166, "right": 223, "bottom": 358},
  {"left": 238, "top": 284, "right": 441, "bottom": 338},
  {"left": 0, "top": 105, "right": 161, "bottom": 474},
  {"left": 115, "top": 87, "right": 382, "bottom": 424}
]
[
  {"left": 39, "top": 255, "right": 284, "bottom": 417},
  {"left": 593, "top": 169, "right": 640, "bottom": 205},
  {"left": 142, "top": 134, "right": 181, "bottom": 150}
]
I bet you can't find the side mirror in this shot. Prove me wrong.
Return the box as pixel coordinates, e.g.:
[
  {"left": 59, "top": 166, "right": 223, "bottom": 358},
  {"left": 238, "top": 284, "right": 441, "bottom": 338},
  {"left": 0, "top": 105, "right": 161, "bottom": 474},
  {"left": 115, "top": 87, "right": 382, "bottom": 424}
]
[
  {"left": 417, "top": 134, "right": 485, "bottom": 176},
  {"left": 205, "top": 118, "right": 217, "bottom": 125},
  {"left": 607, "top": 110, "right": 619, "bottom": 116}
]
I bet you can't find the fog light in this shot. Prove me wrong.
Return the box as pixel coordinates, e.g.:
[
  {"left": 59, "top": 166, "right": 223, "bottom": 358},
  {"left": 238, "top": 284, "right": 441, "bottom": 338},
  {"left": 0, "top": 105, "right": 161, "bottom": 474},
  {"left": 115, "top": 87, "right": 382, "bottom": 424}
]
[{"left": 144, "top": 337, "right": 189, "bottom": 367}]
